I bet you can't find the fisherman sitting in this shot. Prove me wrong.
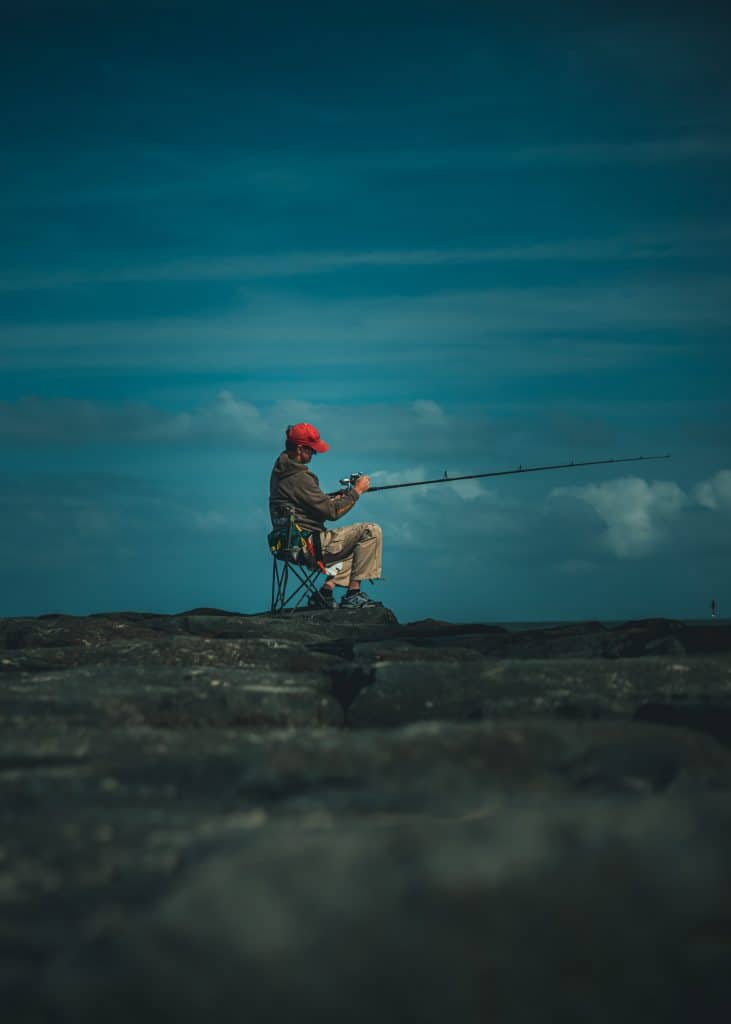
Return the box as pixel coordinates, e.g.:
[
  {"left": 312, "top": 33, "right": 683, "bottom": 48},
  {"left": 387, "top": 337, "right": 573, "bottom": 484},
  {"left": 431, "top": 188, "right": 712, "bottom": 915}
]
[{"left": 269, "top": 422, "right": 383, "bottom": 610}]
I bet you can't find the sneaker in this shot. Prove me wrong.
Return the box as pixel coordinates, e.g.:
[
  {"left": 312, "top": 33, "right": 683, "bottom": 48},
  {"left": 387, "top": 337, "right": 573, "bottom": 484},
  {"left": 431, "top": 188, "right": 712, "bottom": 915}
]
[
  {"left": 307, "top": 588, "right": 336, "bottom": 610},
  {"left": 340, "top": 590, "right": 383, "bottom": 610}
]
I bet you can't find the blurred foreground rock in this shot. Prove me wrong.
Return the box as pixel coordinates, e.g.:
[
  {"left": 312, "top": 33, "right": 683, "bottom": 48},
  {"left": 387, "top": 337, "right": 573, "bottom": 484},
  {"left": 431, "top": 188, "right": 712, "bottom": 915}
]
[{"left": 1, "top": 607, "right": 730, "bottom": 1021}]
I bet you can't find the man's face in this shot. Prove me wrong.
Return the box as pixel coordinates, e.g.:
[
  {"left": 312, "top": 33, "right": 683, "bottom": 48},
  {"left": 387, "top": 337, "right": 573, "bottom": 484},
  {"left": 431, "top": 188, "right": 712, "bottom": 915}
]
[{"left": 298, "top": 445, "right": 316, "bottom": 463}]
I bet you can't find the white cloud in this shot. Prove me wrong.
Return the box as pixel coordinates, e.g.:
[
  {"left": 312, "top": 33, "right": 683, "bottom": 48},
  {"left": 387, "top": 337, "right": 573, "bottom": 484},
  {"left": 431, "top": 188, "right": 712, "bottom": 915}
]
[
  {"left": 551, "top": 472, "right": 731, "bottom": 558},
  {"left": 370, "top": 465, "right": 427, "bottom": 487},
  {"left": 551, "top": 477, "right": 690, "bottom": 557},
  {"left": 0, "top": 395, "right": 499, "bottom": 457},
  {"left": 447, "top": 479, "right": 484, "bottom": 501},
  {"left": 141, "top": 392, "right": 269, "bottom": 444},
  {"left": 692, "top": 469, "right": 731, "bottom": 510},
  {"left": 369, "top": 461, "right": 485, "bottom": 506},
  {"left": 412, "top": 400, "right": 448, "bottom": 426}
]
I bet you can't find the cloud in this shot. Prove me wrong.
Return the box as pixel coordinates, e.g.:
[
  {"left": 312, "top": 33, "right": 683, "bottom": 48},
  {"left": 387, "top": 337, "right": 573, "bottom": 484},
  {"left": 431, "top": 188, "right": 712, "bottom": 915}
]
[
  {"left": 367, "top": 459, "right": 529, "bottom": 560},
  {"left": 379, "top": 466, "right": 731, "bottom": 575},
  {"left": 370, "top": 465, "right": 428, "bottom": 486},
  {"left": 0, "top": 395, "right": 502, "bottom": 456},
  {"left": 411, "top": 400, "right": 449, "bottom": 426},
  {"left": 3, "top": 454, "right": 729, "bottom": 619},
  {"left": 139, "top": 391, "right": 269, "bottom": 444},
  {"left": 369, "top": 463, "right": 484, "bottom": 503},
  {"left": 692, "top": 469, "right": 731, "bottom": 510},
  {"left": 550, "top": 472, "right": 731, "bottom": 558},
  {"left": 3, "top": 394, "right": 612, "bottom": 470},
  {"left": 2, "top": 391, "right": 728, "bottom": 578},
  {"left": 0, "top": 392, "right": 269, "bottom": 447}
]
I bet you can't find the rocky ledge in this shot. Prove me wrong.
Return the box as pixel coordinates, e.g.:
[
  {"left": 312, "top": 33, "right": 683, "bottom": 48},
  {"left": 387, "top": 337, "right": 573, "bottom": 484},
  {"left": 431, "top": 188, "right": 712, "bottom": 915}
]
[{"left": 2, "top": 608, "right": 731, "bottom": 1022}]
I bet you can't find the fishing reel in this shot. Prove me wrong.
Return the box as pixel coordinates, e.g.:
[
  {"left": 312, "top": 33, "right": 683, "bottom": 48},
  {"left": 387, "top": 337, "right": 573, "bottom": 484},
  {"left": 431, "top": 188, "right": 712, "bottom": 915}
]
[{"left": 339, "top": 472, "right": 363, "bottom": 491}]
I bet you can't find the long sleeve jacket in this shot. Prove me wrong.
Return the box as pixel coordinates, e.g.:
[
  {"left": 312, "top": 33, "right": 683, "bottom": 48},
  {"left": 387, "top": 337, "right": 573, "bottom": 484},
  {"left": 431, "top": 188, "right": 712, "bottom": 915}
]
[{"left": 269, "top": 452, "right": 359, "bottom": 533}]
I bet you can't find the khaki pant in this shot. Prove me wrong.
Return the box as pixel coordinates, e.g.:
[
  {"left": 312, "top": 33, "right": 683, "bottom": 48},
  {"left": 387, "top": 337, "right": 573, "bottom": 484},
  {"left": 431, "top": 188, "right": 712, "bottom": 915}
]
[{"left": 318, "top": 522, "right": 383, "bottom": 588}]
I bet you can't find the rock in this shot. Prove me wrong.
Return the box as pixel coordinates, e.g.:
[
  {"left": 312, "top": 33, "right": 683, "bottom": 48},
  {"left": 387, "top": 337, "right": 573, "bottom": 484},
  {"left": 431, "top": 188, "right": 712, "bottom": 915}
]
[
  {"left": 0, "top": 635, "right": 336, "bottom": 674},
  {"left": 394, "top": 618, "right": 731, "bottom": 659},
  {"left": 49, "top": 792, "right": 731, "bottom": 1023},
  {"left": 2, "top": 610, "right": 731, "bottom": 1022},
  {"left": 346, "top": 656, "right": 731, "bottom": 733},
  {"left": 635, "top": 702, "right": 731, "bottom": 748},
  {"left": 230, "top": 720, "right": 731, "bottom": 804},
  {"left": 2, "top": 665, "right": 341, "bottom": 730}
]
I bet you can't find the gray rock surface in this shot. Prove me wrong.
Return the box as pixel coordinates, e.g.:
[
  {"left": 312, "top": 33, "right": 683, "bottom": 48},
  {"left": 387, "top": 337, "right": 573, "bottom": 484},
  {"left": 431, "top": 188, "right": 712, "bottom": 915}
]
[{"left": 1, "top": 607, "right": 730, "bottom": 1021}]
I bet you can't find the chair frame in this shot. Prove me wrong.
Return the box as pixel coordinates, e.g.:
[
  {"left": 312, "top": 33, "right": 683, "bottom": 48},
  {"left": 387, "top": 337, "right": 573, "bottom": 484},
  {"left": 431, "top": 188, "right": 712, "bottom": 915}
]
[
  {"left": 269, "top": 509, "right": 330, "bottom": 613},
  {"left": 270, "top": 555, "right": 326, "bottom": 613}
]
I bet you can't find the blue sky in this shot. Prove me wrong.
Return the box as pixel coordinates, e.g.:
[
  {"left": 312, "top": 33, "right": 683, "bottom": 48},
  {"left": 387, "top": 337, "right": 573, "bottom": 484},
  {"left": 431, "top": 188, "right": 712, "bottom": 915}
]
[{"left": 1, "top": 0, "right": 730, "bottom": 622}]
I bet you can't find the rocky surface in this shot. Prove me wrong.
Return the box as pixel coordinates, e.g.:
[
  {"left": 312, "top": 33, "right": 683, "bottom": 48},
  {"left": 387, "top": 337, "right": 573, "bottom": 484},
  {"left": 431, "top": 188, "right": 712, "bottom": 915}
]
[{"left": 1, "top": 608, "right": 731, "bottom": 1021}]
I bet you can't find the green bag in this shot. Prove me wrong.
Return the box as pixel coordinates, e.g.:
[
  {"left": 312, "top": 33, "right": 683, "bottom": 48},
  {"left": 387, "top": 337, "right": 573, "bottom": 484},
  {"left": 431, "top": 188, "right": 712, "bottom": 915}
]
[{"left": 268, "top": 513, "right": 317, "bottom": 567}]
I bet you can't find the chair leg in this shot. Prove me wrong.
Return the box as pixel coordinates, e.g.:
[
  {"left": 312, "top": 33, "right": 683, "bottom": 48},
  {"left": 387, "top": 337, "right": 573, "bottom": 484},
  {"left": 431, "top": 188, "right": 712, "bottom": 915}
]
[
  {"left": 271, "top": 559, "right": 293, "bottom": 613},
  {"left": 270, "top": 557, "right": 323, "bottom": 613}
]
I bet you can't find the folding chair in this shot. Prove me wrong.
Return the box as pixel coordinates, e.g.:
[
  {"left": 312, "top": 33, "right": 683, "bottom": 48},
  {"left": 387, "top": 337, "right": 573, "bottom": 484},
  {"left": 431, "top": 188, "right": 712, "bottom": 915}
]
[{"left": 268, "top": 509, "right": 333, "bottom": 613}]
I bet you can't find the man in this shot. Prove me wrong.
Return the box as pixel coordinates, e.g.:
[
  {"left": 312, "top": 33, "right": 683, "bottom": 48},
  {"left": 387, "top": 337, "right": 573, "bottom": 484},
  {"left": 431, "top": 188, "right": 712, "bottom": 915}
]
[{"left": 269, "top": 422, "right": 383, "bottom": 609}]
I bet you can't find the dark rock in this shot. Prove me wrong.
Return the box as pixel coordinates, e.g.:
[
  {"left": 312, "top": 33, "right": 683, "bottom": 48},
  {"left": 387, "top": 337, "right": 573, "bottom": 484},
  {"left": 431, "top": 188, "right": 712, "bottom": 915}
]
[
  {"left": 177, "top": 607, "right": 247, "bottom": 617},
  {"left": 635, "top": 703, "right": 731, "bottom": 748},
  {"left": 2, "top": 609, "right": 731, "bottom": 1022},
  {"left": 679, "top": 624, "right": 731, "bottom": 655},
  {"left": 397, "top": 618, "right": 731, "bottom": 659},
  {"left": 352, "top": 639, "right": 486, "bottom": 664},
  {"left": 2, "top": 665, "right": 341, "bottom": 730},
  {"left": 48, "top": 793, "right": 731, "bottom": 1023},
  {"left": 346, "top": 657, "right": 731, "bottom": 736},
  {"left": 0, "top": 635, "right": 336, "bottom": 674},
  {"left": 399, "top": 618, "right": 509, "bottom": 636}
]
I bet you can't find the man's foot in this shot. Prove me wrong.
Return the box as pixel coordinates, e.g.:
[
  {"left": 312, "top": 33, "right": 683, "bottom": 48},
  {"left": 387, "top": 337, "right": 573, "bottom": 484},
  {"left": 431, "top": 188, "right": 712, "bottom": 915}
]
[
  {"left": 307, "top": 588, "right": 336, "bottom": 610},
  {"left": 340, "top": 590, "right": 383, "bottom": 610}
]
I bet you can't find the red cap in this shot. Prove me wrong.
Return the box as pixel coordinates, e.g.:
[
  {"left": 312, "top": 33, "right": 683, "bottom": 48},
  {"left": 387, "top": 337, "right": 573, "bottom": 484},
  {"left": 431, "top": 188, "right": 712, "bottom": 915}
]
[{"left": 286, "top": 422, "right": 329, "bottom": 453}]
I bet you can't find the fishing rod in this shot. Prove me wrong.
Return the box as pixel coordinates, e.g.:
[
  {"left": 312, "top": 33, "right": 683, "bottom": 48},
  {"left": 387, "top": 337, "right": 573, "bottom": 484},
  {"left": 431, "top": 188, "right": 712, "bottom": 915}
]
[{"left": 339, "top": 454, "right": 671, "bottom": 493}]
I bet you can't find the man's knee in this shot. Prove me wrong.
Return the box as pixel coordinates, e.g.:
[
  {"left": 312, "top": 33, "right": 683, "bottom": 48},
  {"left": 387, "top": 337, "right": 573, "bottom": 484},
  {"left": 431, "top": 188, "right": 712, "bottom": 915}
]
[{"left": 361, "top": 522, "right": 382, "bottom": 540}]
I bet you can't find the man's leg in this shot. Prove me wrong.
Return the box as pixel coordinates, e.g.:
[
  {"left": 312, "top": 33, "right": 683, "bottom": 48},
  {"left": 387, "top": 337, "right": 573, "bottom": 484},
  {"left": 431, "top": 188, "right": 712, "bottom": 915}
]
[
  {"left": 347, "top": 523, "right": 382, "bottom": 588},
  {"left": 319, "top": 553, "right": 353, "bottom": 592},
  {"left": 318, "top": 523, "right": 383, "bottom": 607},
  {"left": 320, "top": 523, "right": 382, "bottom": 584}
]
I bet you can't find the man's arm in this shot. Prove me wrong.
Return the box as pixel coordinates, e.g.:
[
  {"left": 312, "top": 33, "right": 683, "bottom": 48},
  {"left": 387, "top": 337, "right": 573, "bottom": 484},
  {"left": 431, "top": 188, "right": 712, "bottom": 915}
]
[{"left": 299, "top": 472, "right": 370, "bottom": 522}]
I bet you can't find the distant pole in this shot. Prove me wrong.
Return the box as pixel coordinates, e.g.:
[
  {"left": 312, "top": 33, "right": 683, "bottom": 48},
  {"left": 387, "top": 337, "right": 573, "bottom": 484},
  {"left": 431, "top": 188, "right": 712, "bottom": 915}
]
[{"left": 711, "top": 599, "right": 717, "bottom": 619}]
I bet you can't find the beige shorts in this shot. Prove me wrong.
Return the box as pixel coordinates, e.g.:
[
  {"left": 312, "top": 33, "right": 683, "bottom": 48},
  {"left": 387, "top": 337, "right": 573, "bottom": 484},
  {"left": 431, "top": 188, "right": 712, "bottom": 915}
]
[{"left": 318, "top": 521, "right": 383, "bottom": 588}]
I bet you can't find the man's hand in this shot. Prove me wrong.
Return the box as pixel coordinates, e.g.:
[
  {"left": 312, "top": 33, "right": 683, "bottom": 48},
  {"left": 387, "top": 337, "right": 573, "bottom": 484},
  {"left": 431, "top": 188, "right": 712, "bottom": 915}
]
[{"left": 353, "top": 474, "right": 371, "bottom": 495}]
